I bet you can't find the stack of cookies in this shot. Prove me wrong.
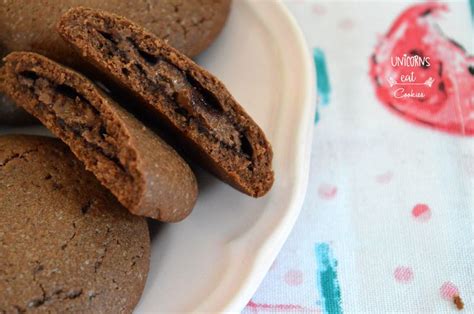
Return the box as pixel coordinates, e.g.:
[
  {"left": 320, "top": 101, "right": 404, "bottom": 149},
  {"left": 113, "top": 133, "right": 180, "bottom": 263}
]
[{"left": 0, "top": 1, "right": 274, "bottom": 312}]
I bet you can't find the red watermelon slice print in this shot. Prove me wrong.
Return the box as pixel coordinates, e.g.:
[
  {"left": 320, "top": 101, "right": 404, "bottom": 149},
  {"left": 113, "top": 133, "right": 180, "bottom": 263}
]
[{"left": 370, "top": 2, "right": 474, "bottom": 136}]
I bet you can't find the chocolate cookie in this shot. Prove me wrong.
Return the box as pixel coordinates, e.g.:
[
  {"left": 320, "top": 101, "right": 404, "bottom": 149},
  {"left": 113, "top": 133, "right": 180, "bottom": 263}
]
[
  {"left": 0, "top": 52, "right": 198, "bottom": 222},
  {"left": 0, "top": 134, "right": 149, "bottom": 313},
  {"left": 0, "top": 0, "right": 231, "bottom": 62},
  {"left": 58, "top": 8, "right": 274, "bottom": 197}
]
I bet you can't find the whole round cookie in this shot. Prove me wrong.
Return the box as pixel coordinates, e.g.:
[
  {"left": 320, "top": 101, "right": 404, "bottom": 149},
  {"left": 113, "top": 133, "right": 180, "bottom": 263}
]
[
  {"left": 0, "top": 135, "right": 150, "bottom": 312},
  {"left": 0, "top": 0, "right": 231, "bottom": 61}
]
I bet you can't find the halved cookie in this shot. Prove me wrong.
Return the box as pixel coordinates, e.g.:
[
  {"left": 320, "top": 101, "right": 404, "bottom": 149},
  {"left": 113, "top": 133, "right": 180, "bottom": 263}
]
[
  {"left": 0, "top": 52, "right": 197, "bottom": 222},
  {"left": 58, "top": 7, "right": 274, "bottom": 197}
]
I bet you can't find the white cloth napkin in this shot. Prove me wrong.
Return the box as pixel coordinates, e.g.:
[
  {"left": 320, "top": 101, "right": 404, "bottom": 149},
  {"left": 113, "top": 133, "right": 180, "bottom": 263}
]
[{"left": 244, "top": 1, "right": 473, "bottom": 313}]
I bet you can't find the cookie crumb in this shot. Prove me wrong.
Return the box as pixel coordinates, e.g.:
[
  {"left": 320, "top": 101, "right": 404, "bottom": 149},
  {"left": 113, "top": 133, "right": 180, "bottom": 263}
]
[{"left": 453, "top": 294, "right": 464, "bottom": 310}]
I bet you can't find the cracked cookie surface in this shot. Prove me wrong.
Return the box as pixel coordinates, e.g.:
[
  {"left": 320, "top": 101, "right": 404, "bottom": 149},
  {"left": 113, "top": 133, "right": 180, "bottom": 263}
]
[{"left": 0, "top": 135, "right": 150, "bottom": 313}]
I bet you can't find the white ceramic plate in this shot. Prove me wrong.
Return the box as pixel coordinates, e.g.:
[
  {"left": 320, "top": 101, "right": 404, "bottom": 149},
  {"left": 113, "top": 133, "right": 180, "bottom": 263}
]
[{"left": 0, "top": 0, "right": 314, "bottom": 312}]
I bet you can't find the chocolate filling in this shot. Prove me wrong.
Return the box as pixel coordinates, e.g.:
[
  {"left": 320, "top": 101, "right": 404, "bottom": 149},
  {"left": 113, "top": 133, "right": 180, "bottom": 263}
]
[
  {"left": 93, "top": 29, "right": 254, "bottom": 162},
  {"left": 16, "top": 70, "right": 138, "bottom": 206}
]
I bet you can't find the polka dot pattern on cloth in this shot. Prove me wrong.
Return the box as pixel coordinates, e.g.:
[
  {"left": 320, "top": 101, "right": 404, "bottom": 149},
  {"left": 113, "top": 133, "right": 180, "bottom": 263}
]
[
  {"left": 375, "top": 171, "right": 393, "bottom": 184},
  {"left": 243, "top": 1, "right": 471, "bottom": 313},
  {"left": 318, "top": 184, "right": 337, "bottom": 200},
  {"left": 338, "top": 18, "right": 355, "bottom": 30},
  {"left": 440, "top": 281, "right": 459, "bottom": 300},
  {"left": 393, "top": 266, "right": 414, "bottom": 283},
  {"left": 412, "top": 204, "right": 431, "bottom": 222},
  {"left": 284, "top": 269, "right": 304, "bottom": 286}
]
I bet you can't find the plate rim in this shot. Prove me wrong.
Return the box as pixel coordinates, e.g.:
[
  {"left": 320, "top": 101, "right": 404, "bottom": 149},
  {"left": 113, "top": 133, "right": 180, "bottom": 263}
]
[{"left": 197, "top": 0, "right": 316, "bottom": 312}]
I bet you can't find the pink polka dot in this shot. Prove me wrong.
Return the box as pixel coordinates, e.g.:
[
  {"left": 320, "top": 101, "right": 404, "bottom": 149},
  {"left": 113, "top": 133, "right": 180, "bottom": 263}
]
[
  {"left": 318, "top": 184, "right": 337, "bottom": 200},
  {"left": 284, "top": 269, "right": 303, "bottom": 286},
  {"left": 376, "top": 171, "right": 393, "bottom": 184},
  {"left": 312, "top": 4, "right": 326, "bottom": 15},
  {"left": 412, "top": 204, "right": 431, "bottom": 222},
  {"left": 440, "top": 281, "right": 459, "bottom": 300},
  {"left": 394, "top": 266, "right": 413, "bottom": 283},
  {"left": 338, "top": 18, "right": 355, "bottom": 30}
]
